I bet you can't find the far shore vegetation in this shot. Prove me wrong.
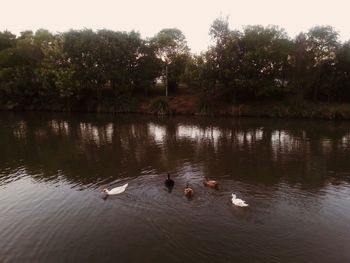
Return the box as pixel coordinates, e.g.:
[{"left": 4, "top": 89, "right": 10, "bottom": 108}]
[{"left": 0, "top": 18, "right": 350, "bottom": 119}]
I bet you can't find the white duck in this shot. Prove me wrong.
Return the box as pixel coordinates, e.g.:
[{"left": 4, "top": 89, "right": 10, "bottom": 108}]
[
  {"left": 232, "top": 193, "right": 248, "bottom": 207},
  {"left": 103, "top": 183, "right": 128, "bottom": 195}
]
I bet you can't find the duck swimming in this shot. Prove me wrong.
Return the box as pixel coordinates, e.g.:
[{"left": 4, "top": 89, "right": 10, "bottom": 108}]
[
  {"left": 165, "top": 173, "right": 174, "bottom": 190},
  {"left": 103, "top": 183, "right": 128, "bottom": 195},
  {"left": 231, "top": 193, "right": 248, "bottom": 207},
  {"left": 203, "top": 176, "right": 218, "bottom": 189},
  {"left": 184, "top": 183, "right": 194, "bottom": 198}
]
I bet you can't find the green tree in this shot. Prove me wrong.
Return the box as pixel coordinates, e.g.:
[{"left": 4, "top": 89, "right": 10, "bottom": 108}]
[
  {"left": 204, "top": 18, "right": 293, "bottom": 102},
  {"left": 333, "top": 41, "right": 350, "bottom": 101},
  {"left": 239, "top": 25, "right": 292, "bottom": 100},
  {"left": 307, "top": 26, "right": 339, "bottom": 101},
  {"left": 151, "top": 28, "right": 190, "bottom": 92},
  {"left": 0, "top": 31, "right": 16, "bottom": 51},
  {"left": 0, "top": 30, "right": 44, "bottom": 106},
  {"left": 290, "top": 26, "right": 340, "bottom": 101}
]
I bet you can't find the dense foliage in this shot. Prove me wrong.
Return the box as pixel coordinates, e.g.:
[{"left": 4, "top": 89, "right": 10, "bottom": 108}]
[
  {"left": 192, "top": 18, "right": 350, "bottom": 104},
  {"left": 0, "top": 19, "right": 350, "bottom": 111}
]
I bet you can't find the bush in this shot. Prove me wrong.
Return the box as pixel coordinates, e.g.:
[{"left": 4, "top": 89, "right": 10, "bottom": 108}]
[{"left": 149, "top": 98, "right": 172, "bottom": 115}]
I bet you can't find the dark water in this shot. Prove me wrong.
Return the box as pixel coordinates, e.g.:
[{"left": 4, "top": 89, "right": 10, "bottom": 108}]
[{"left": 1, "top": 113, "right": 350, "bottom": 263}]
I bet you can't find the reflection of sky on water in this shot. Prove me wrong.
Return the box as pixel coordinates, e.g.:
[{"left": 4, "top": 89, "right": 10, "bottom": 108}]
[
  {"left": 341, "top": 134, "right": 350, "bottom": 148},
  {"left": 10, "top": 118, "right": 350, "bottom": 156},
  {"left": 148, "top": 123, "right": 166, "bottom": 143},
  {"left": 13, "top": 120, "right": 27, "bottom": 141},
  {"left": 235, "top": 129, "right": 263, "bottom": 145},
  {"left": 49, "top": 120, "right": 70, "bottom": 136},
  {"left": 177, "top": 125, "right": 223, "bottom": 151},
  {"left": 148, "top": 123, "right": 232, "bottom": 150},
  {"left": 79, "top": 122, "right": 114, "bottom": 145},
  {"left": 4, "top": 115, "right": 350, "bottom": 190}
]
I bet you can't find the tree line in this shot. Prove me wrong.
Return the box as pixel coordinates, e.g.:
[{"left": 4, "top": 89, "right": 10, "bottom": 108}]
[{"left": 0, "top": 18, "right": 350, "bottom": 111}]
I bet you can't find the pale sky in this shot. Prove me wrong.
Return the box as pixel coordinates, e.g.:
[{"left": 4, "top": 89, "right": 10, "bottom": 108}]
[{"left": 1, "top": 0, "right": 349, "bottom": 53}]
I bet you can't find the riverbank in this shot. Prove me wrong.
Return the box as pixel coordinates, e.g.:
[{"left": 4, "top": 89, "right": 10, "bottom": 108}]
[
  {"left": 2, "top": 94, "right": 350, "bottom": 120},
  {"left": 147, "top": 96, "right": 350, "bottom": 120}
]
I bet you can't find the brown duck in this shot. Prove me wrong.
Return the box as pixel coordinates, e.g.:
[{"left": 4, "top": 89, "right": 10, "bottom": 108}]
[
  {"left": 184, "top": 183, "right": 194, "bottom": 198},
  {"left": 203, "top": 176, "right": 218, "bottom": 189}
]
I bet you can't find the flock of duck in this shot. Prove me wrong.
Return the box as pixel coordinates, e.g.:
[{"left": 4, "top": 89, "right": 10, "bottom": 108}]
[{"left": 102, "top": 173, "right": 248, "bottom": 207}]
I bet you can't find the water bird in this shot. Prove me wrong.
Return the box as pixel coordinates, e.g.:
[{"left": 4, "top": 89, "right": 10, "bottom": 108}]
[
  {"left": 103, "top": 183, "right": 128, "bottom": 195},
  {"left": 203, "top": 176, "right": 218, "bottom": 189},
  {"left": 231, "top": 193, "right": 248, "bottom": 207},
  {"left": 165, "top": 173, "right": 174, "bottom": 190},
  {"left": 184, "top": 183, "right": 194, "bottom": 198}
]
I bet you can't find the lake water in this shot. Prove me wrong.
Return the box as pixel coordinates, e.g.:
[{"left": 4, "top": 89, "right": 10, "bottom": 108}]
[{"left": 1, "top": 112, "right": 350, "bottom": 262}]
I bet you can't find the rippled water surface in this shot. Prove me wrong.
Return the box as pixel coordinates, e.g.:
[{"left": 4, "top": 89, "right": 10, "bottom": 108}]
[{"left": 1, "top": 112, "right": 350, "bottom": 262}]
